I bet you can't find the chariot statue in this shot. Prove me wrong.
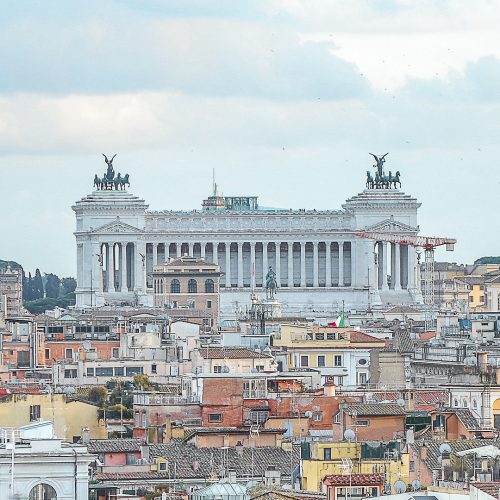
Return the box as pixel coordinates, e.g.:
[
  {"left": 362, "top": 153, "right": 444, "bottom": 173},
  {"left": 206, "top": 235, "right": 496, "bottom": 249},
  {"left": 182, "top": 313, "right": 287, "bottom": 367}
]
[
  {"left": 93, "top": 154, "right": 131, "bottom": 190},
  {"left": 366, "top": 152, "right": 402, "bottom": 190}
]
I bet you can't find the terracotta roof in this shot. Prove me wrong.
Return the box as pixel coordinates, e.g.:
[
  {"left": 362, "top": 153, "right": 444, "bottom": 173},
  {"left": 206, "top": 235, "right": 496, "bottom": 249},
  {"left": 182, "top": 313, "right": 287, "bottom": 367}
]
[
  {"left": 345, "top": 403, "right": 406, "bottom": 416},
  {"left": 341, "top": 331, "right": 385, "bottom": 343},
  {"left": 472, "top": 482, "right": 500, "bottom": 498},
  {"left": 88, "top": 439, "right": 142, "bottom": 453},
  {"left": 94, "top": 472, "right": 159, "bottom": 480},
  {"left": 198, "top": 347, "right": 272, "bottom": 359},
  {"left": 323, "top": 474, "right": 384, "bottom": 486},
  {"left": 384, "top": 305, "right": 421, "bottom": 314},
  {"left": 419, "top": 331, "right": 437, "bottom": 341}
]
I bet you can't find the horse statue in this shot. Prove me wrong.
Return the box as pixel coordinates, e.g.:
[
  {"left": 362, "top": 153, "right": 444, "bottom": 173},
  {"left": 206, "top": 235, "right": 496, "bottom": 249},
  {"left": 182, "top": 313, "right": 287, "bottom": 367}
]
[
  {"left": 392, "top": 170, "right": 401, "bottom": 188},
  {"left": 265, "top": 266, "right": 278, "bottom": 300},
  {"left": 366, "top": 171, "right": 374, "bottom": 189},
  {"left": 113, "top": 173, "right": 123, "bottom": 190},
  {"left": 120, "top": 173, "right": 130, "bottom": 189},
  {"left": 93, "top": 174, "right": 101, "bottom": 190}
]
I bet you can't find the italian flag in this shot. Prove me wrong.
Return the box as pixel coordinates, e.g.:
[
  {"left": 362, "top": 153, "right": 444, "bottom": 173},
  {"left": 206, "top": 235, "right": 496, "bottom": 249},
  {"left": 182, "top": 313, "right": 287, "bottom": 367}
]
[{"left": 329, "top": 312, "right": 345, "bottom": 328}]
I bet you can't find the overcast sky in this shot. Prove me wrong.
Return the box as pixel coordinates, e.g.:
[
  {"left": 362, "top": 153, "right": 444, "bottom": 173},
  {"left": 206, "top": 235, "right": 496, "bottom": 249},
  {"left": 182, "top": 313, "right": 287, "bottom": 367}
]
[{"left": 1, "top": 0, "right": 499, "bottom": 277}]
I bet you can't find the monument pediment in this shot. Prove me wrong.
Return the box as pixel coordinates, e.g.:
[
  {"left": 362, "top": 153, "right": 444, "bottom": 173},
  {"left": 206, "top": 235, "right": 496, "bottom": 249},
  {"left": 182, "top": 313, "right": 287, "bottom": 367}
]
[
  {"left": 91, "top": 219, "right": 143, "bottom": 234},
  {"left": 364, "top": 218, "right": 418, "bottom": 233}
]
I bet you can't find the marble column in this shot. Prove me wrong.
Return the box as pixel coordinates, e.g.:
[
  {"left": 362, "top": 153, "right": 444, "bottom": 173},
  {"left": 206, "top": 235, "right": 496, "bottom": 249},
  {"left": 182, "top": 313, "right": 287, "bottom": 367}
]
[
  {"left": 300, "top": 242, "right": 306, "bottom": 287},
  {"left": 237, "top": 242, "right": 244, "bottom": 288},
  {"left": 262, "top": 242, "right": 268, "bottom": 287},
  {"left": 250, "top": 242, "right": 256, "bottom": 290},
  {"left": 275, "top": 242, "right": 281, "bottom": 287},
  {"left": 188, "top": 242, "right": 194, "bottom": 257},
  {"left": 381, "top": 242, "right": 389, "bottom": 290},
  {"left": 313, "top": 242, "right": 319, "bottom": 287},
  {"left": 407, "top": 246, "right": 415, "bottom": 290},
  {"left": 201, "top": 243, "right": 206, "bottom": 260},
  {"left": 338, "top": 241, "right": 344, "bottom": 287},
  {"left": 120, "top": 242, "right": 127, "bottom": 292},
  {"left": 153, "top": 243, "right": 158, "bottom": 266},
  {"left": 325, "top": 242, "right": 332, "bottom": 287},
  {"left": 394, "top": 243, "right": 402, "bottom": 291},
  {"left": 213, "top": 243, "right": 219, "bottom": 265},
  {"left": 176, "top": 243, "right": 181, "bottom": 258},
  {"left": 288, "top": 242, "right": 294, "bottom": 288},
  {"left": 135, "top": 240, "right": 146, "bottom": 293},
  {"left": 225, "top": 242, "right": 231, "bottom": 287}
]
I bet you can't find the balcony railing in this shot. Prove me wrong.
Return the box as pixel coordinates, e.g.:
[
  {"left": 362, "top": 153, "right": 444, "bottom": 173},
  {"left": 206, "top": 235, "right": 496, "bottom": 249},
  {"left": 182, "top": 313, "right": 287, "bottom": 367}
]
[{"left": 133, "top": 394, "right": 199, "bottom": 405}]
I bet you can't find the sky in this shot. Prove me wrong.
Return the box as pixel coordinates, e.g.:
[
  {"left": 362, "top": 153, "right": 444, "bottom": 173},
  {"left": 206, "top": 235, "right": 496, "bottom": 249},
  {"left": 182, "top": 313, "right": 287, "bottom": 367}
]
[{"left": 1, "top": 0, "right": 499, "bottom": 277}]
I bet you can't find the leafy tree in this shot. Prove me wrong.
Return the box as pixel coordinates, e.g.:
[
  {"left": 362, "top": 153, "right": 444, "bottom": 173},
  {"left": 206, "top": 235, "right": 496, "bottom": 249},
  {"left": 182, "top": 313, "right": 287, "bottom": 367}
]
[
  {"left": 45, "top": 273, "right": 61, "bottom": 298},
  {"left": 61, "top": 277, "right": 77, "bottom": 295},
  {"left": 133, "top": 373, "right": 150, "bottom": 391},
  {"left": 87, "top": 386, "right": 108, "bottom": 407},
  {"left": 33, "top": 268, "right": 44, "bottom": 299}
]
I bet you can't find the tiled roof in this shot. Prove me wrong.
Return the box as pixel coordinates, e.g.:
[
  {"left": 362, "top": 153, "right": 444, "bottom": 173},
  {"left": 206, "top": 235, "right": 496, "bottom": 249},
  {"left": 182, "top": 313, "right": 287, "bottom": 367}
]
[
  {"left": 149, "top": 443, "right": 299, "bottom": 479},
  {"left": 342, "top": 331, "right": 384, "bottom": 343},
  {"left": 471, "top": 482, "right": 500, "bottom": 498},
  {"left": 416, "top": 391, "right": 449, "bottom": 405},
  {"left": 385, "top": 305, "right": 421, "bottom": 314},
  {"left": 345, "top": 403, "right": 406, "bottom": 416},
  {"left": 94, "top": 471, "right": 160, "bottom": 480},
  {"left": 198, "top": 347, "right": 272, "bottom": 359},
  {"left": 323, "top": 474, "right": 384, "bottom": 486},
  {"left": 453, "top": 409, "right": 482, "bottom": 430},
  {"left": 87, "top": 439, "right": 142, "bottom": 453}
]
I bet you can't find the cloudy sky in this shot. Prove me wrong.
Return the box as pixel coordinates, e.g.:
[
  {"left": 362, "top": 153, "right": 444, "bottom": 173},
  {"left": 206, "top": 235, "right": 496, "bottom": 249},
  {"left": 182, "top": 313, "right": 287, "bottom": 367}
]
[{"left": 1, "top": 0, "right": 499, "bottom": 277}]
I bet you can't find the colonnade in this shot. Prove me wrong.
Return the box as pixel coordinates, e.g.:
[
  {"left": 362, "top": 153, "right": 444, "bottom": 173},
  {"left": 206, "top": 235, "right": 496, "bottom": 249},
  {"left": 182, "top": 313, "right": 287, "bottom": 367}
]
[
  {"left": 145, "top": 241, "right": 354, "bottom": 289},
  {"left": 373, "top": 241, "right": 414, "bottom": 291}
]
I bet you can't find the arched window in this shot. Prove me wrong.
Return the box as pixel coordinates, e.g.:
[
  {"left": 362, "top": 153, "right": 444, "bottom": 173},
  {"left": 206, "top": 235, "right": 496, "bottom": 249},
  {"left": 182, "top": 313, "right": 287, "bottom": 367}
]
[
  {"left": 188, "top": 279, "right": 198, "bottom": 293},
  {"left": 463, "top": 399, "right": 468, "bottom": 408},
  {"left": 170, "top": 279, "right": 180, "bottom": 293},
  {"left": 473, "top": 399, "right": 478, "bottom": 409},
  {"left": 205, "top": 279, "right": 215, "bottom": 293},
  {"left": 29, "top": 483, "right": 57, "bottom": 500},
  {"left": 454, "top": 399, "right": 459, "bottom": 407}
]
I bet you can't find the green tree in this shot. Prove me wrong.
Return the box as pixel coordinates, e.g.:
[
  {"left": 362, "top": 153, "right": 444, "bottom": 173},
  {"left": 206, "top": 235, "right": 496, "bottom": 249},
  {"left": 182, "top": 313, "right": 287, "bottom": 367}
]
[
  {"left": 87, "top": 386, "right": 108, "bottom": 407},
  {"left": 133, "top": 373, "right": 150, "bottom": 391},
  {"left": 33, "top": 268, "right": 44, "bottom": 299},
  {"left": 45, "top": 273, "right": 61, "bottom": 298},
  {"left": 61, "top": 277, "right": 77, "bottom": 295}
]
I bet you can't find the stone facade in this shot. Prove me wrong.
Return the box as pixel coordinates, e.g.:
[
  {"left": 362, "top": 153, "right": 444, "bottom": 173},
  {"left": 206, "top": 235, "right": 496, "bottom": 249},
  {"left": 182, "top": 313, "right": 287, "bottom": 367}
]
[
  {"left": 73, "top": 184, "right": 423, "bottom": 315},
  {"left": 0, "top": 267, "right": 23, "bottom": 318}
]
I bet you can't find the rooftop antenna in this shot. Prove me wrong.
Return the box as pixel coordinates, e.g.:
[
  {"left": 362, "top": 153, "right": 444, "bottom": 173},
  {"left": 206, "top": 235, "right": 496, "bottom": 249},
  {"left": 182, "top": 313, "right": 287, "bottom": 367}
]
[{"left": 212, "top": 168, "right": 217, "bottom": 196}]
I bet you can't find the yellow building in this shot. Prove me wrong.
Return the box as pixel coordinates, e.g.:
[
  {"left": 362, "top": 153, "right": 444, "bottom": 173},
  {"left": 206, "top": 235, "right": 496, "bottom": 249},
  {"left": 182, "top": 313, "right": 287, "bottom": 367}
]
[
  {"left": 301, "top": 440, "right": 410, "bottom": 493},
  {"left": 274, "top": 324, "right": 385, "bottom": 386},
  {"left": 0, "top": 393, "right": 106, "bottom": 441}
]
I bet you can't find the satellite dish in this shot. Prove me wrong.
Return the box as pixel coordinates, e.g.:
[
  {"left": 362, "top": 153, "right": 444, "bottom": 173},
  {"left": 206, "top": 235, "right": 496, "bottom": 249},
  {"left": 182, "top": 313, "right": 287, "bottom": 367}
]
[
  {"left": 396, "top": 399, "right": 405, "bottom": 407},
  {"left": 394, "top": 480, "right": 407, "bottom": 494},
  {"left": 344, "top": 429, "right": 355, "bottom": 442},
  {"left": 221, "top": 366, "right": 230, "bottom": 373},
  {"left": 439, "top": 443, "right": 452, "bottom": 455},
  {"left": 304, "top": 411, "right": 313, "bottom": 418},
  {"left": 82, "top": 340, "right": 92, "bottom": 351},
  {"left": 412, "top": 479, "right": 421, "bottom": 491},
  {"left": 63, "top": 386, "right": 76, "bottom": 395}
]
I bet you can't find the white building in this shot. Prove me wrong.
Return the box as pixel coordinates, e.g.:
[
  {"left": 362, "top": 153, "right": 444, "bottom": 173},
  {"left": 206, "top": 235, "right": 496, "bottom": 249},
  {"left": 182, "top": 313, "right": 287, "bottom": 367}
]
[
  {"left": 0, "top": 432, "right": 92, "bottom": 499},
  {"left": 74, "top": 168, "right": 422, "bottom": 315}
]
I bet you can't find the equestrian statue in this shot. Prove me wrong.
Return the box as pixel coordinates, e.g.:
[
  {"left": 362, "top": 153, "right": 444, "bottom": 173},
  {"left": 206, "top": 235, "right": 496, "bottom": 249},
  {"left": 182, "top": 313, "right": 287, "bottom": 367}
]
[
  {"left": 93, "top": 154, "right": 131, "bottom": 190},
  {"left": 265, "top": 266, "right": 278, "bottom": 300},
  {"left": 366, "top": 153, "right": 402, "bottom": 190}
]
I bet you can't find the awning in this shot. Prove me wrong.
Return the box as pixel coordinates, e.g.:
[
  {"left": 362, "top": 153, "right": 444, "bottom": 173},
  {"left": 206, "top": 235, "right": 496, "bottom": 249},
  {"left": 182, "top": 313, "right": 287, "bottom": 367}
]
[{"left": 457, "top": 445, "right": 500, "bottom": 458}]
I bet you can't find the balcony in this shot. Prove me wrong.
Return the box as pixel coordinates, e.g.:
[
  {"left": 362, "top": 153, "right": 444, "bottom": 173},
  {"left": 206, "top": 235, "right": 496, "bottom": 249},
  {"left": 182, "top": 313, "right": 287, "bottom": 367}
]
[{"left": 133, "top": 393, "right": 199, "bottom": 405}]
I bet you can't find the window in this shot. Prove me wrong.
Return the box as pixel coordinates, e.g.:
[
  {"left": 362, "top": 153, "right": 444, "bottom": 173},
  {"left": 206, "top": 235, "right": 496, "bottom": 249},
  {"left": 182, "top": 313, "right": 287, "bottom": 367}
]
[
  {"left": 29, "top": 405, "right": 41, "bottom": 421},
  {"left": 463, "top": 399, "right": 468, "bottom": 408},
  {"left": 315, "top": 333, "right": 324, "bottom": 340},
  {"left": 454, "top": 398, "right": 459, "bottom": 407},
  {"left": 86, "top": 367, "right": 95, "bottom": 377},
  {"left": 313, "top": 412, "right": 323, "bottom": 422},
  {"left": 64, "top": 369, "right": 77, "bottom": 378},
  {"left": 44, "top": 349, "right": 50, "bottom": 360},
  {"left": 256, "top": 365, "right": 265, "bottom": 372},
  {"left": 358, "top": 373, "right": 368, "bottom": 385},
  {"left": 126, "top": 366, "right": 143, "bottom": 376},
  {"left": 135, "top": 411, "right": 140, "bottom": 427},
  {"left": 142, "top": 412, "right": 147, "bottom": 428},
  {"left": 323, "top": 447, "right": 332, "bottom": 460},
  {"left": 65, "top": 348, "right": 73, "bottom": 360},
  {"left": 473, "top": 399, "right": 478, "bottom": 409},
  {"left": 327, "top": 332, "right": 336, "bottom": 340},
  {"left": 355, "top": 419, "right": 370, "bottom": 426},
  {"left": 335, "top": 376, "right": 344, "bottom": 386},
  {"left": 334, "top": 355, "right": 342, "bottom": 367},
  {"left": 29, "top": 483, "right": 57, "bottom": 500},
  {"left": 409, "top": 460, "right": 415, "bottom": 472},
  {"left": 334, "top": 412, "right": 341, "bottom": 424},
  {"left": 207, "top": 300, "right": 212, "bottom": 309},
  {"left": 300, "top": 355, "right": 309, "bottom": 367},
  {"left": 208, "top": 413, "right": 222, "bottom": 423},
  {"left": 96, "top": 367, "right": 113, "bottom": 376},
  {"left": 152, "top": 364, "right": 157, "bottom": 374},
  {"left": 112, "top": 348, "right": 119, "bottom": 358},
  {"left": 213, "top": 365, "right": 222, "bottom": 373},
  {"left": 170, "top": 279, "right": 180, "bottom": 293},
  {"left": 317, "top": 355, "right": 326, "bottom": 367},
  {"left": 188, "top": 279, "right": 198, "bottom": 293},
  {"left": 159, "top": 461, "right": 168, "bottom": 471},
  {"left": 126, "top": 453, "right": 137, "bottom": 465},
  {"left": 205, "top": 279, "right": 215, "bottom": 293},
  {"left": 114, "top": 367, "right": 124, "bottom": 377}
]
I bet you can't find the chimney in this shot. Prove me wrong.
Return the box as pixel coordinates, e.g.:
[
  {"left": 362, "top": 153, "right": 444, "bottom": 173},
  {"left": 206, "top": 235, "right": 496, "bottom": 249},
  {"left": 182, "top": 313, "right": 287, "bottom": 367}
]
[
  {"left": 236, "top": 441, "right": 244, "bottom": 456},
  {"left": 81, "top": 427, "right": 90, "bottom": 445},
  {"left": 324, "top": 382, "right": 337, "bottom": 397},
  {"left": 264, "top": 466, "right": 281, "bottom": 487},
  {"left": 477, "top": 352, "right": 488, "bottom": 374},
  {"left": 420, "top": 443, "right": 428, "bottom": 461},
  {"left": 228, "top": 469, "right": 237, "bottom": 484}
]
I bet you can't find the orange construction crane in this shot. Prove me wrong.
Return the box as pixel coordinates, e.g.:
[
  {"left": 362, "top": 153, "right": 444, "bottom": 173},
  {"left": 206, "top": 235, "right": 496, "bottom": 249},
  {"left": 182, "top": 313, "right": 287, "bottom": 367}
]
[{"left": 355, "top": 231, "right": 457, "bottom": 331}]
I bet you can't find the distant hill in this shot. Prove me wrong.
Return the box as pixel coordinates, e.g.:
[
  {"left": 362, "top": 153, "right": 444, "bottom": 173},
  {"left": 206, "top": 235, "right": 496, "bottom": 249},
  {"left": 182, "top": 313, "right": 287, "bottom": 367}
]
[
  {"left": 474, "top": 257, "right": 500, "bottom": 265},
  {"left": 0, "top": 260, "right": 22, "bottom": 272}
]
